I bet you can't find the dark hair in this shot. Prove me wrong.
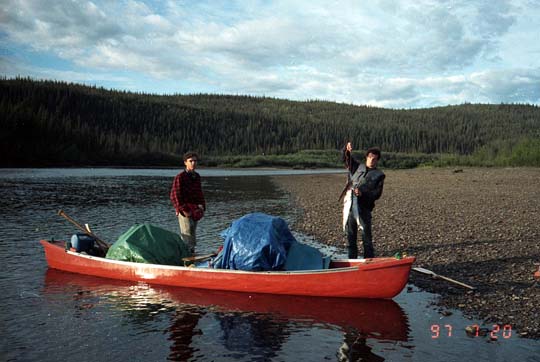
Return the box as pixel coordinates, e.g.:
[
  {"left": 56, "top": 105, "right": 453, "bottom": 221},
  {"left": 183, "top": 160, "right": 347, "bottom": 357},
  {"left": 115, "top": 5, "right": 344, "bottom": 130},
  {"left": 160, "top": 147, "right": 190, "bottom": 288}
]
[
  {"left": 183, "top": 151, "right": 199, "bottom": 161},
  {"left": 365, "top": 147, "right": 381, "bottom": 160}
]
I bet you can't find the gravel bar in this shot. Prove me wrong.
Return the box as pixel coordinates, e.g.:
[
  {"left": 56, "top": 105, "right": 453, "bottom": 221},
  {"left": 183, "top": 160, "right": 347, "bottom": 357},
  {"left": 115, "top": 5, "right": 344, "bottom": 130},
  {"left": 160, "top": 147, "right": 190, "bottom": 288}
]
[{"left": 272, "top": 167, "right": 540, "bottom": 339}]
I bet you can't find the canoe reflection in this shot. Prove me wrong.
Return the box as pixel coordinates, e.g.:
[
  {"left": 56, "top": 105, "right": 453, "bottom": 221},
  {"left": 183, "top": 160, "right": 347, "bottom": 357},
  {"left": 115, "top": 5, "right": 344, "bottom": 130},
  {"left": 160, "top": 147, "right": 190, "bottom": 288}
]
[
  {"left": 44, "top": 268, "right": 409, "bottom": 338},
  {"left": 44, "top": 269, "right": 410, "bottom": 359}
]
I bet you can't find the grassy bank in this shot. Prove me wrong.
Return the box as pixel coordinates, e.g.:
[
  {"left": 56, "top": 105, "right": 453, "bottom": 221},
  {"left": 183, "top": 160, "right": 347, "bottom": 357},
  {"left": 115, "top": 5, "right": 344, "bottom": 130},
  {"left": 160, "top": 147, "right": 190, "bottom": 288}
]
[
  {"left": 203, "top": 149, "right": 439, "bottom": 169},
  {"left": 204, "top": 138, "right": 540, "bottom": 169},
  {"left": 433, "top": 138, "right": 540, "bottom": 167},
  {"left": 6, "top": 141, "right": 539, "bottom": 169}
]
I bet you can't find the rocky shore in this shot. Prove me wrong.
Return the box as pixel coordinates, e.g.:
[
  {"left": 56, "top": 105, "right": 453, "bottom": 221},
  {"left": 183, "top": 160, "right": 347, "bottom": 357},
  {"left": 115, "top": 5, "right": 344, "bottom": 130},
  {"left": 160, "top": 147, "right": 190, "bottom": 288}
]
[{"left": 272, "top": 167, "right": 540, "bottom": 339}]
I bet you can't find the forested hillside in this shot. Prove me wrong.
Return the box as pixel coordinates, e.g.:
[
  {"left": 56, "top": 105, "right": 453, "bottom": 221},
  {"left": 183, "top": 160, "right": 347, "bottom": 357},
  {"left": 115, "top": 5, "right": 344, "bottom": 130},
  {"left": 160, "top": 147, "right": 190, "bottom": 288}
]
[{"left": 1, "top": 77, "right": 539, "bottom": 167}]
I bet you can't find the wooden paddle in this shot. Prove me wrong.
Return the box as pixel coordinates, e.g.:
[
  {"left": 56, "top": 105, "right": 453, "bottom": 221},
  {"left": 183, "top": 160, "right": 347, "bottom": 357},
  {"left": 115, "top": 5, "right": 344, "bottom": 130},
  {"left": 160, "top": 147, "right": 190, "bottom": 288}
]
[
  {"left": 412, "top": 266, "right": 475, "bottom": 290},
  {"left": 57, "top": 209, "right": 110, "bottom": 253},
  {"left": 182, "top": 253, "right": 218, "bottom": 266}
]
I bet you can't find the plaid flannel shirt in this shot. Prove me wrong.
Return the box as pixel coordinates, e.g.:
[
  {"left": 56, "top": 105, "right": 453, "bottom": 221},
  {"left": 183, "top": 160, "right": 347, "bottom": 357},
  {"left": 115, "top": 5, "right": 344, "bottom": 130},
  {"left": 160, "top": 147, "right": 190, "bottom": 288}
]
[{"left": 170, "top": 170, "right": 206, "bottom": 216}]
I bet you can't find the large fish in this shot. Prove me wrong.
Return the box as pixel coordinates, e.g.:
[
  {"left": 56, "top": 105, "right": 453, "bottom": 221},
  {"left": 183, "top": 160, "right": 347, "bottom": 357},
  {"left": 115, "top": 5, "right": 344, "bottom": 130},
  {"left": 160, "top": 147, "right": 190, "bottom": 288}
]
[
  {"left": 342, "top": 188, "right": 362, "bottom": 232},
  {"left": 340, "top": 148, "right": 363, "bottom": 232}
]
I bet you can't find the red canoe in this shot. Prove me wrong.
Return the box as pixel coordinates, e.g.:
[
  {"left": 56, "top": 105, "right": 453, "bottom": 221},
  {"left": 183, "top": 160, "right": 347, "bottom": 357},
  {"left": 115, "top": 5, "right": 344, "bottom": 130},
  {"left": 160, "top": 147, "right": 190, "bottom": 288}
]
[{"left": 40, "top": 239, "right": 415, "bottom": 299}]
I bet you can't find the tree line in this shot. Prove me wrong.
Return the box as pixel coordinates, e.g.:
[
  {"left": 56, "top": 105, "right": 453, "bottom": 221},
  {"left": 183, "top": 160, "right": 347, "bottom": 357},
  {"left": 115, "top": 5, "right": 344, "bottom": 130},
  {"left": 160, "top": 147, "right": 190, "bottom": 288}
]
[{"left": 1, "top": 77, "right": 539, "bottom": 167}]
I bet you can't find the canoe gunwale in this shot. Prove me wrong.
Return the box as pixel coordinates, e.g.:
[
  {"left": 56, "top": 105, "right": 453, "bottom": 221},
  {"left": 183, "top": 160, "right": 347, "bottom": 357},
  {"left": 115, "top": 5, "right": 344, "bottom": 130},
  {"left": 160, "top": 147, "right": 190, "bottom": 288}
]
[{"left": 63, "top": 247, "right": 361, "bottom": 275}]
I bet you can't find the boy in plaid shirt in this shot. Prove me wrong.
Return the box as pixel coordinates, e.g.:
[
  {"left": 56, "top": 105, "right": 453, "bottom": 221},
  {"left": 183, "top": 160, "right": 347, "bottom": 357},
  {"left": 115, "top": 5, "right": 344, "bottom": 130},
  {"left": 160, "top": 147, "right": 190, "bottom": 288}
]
[{"left": 170, "top": 151, "right": 206, "bottom": 254}]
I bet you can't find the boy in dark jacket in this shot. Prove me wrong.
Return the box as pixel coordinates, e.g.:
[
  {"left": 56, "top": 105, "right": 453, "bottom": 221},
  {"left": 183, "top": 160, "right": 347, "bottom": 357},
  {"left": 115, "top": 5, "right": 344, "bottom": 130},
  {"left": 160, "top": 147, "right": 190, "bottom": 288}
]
[{"left": 342, "top": 142, "right": 385, "bottom": 259}]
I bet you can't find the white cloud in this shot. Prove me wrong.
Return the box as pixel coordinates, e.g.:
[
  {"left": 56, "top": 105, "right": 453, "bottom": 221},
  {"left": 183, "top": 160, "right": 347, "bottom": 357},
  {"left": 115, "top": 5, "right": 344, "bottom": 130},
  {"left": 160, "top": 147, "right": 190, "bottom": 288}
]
[{"left": 1, "top": 0, "right": 539, "bottom": 108}]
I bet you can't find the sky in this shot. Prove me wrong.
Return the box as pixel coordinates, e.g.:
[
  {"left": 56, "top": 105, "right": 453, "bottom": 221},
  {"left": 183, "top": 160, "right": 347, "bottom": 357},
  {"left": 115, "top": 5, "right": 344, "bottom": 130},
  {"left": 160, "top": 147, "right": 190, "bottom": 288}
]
[{"left": 1, "top": 0, "right": 539, "bottom": 109}]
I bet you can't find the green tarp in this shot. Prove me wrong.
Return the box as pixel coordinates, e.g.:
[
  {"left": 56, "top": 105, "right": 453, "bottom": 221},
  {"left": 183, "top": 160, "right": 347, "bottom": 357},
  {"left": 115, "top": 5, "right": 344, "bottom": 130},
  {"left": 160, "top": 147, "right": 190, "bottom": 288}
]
[{"left": 106, "top": 223, "right": 191, "bottom": 266}]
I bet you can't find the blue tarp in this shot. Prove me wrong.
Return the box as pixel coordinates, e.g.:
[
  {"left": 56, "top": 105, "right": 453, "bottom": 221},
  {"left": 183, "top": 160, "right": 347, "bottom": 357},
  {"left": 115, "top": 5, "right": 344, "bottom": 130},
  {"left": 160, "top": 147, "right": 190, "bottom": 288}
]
[
  {"left": 214, "top": 213, "right": 329, "bottom": 271},
  {"left": 214, "top": 213, "right": 296, "bottom": 271},
  {"left": 284, "top": 242, "right": 331, "bottom": 271}
]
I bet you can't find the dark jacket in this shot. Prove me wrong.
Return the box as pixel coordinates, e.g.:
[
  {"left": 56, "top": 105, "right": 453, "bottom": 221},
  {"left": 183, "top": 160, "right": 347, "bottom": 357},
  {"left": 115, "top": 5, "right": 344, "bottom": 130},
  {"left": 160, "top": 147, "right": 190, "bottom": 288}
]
[{"left": 342, "top": 148, "right": 385, "bottom": 210}]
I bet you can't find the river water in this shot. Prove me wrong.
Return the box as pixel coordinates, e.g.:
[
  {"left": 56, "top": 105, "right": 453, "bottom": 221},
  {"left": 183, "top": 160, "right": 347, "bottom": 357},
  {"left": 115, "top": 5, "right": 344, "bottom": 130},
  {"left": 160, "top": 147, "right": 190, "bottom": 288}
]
[{"left": 0, "top": 168, "right": 537, "bottom": 361}]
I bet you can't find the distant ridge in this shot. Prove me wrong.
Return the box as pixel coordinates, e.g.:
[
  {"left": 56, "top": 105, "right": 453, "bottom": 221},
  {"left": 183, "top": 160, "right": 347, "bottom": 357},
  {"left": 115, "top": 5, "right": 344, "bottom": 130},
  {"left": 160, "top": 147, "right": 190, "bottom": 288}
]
[{"left": 1, "top": 77, "right": 539, "bottom": 167}]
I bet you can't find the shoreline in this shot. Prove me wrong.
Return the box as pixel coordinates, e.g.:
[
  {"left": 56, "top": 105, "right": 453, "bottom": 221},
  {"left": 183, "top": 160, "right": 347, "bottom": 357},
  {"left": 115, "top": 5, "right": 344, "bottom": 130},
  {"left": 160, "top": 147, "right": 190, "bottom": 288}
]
[{"left": 271, "top": 167, "right": 540, "bottom": 339}]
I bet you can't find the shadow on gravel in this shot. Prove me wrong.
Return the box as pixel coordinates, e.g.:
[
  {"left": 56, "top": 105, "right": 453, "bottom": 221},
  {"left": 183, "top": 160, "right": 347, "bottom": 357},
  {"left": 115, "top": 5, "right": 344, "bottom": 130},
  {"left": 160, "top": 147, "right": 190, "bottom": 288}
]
[
  {"left": 392, "top": 238, "right": 515, "bottom": 256},
  {"left": 408, "top": 254, "right": 540, "bottom": 294}
]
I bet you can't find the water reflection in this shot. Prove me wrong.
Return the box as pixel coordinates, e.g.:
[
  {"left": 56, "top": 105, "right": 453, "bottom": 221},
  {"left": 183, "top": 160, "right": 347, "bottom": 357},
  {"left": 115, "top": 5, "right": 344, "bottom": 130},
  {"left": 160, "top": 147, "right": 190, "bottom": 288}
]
[
  {"left": 339, "top": 334, "right": 385, "bottom": 362},
  {"left": 168, "top": 308, "right": 203, "bottom": 361},
  {"left": 215, "top": 313, "right": 289, "bottom": 361},
  {"left": 43, "top": 269, "right": 410, "bottom": 361}
]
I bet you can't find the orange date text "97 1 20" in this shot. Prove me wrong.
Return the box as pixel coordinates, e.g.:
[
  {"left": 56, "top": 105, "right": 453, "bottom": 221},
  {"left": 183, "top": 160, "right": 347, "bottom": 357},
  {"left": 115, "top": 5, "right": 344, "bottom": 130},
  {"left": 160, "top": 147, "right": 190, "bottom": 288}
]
[{"left": 430, "top": 324, "right": 512, "bottom": 339}]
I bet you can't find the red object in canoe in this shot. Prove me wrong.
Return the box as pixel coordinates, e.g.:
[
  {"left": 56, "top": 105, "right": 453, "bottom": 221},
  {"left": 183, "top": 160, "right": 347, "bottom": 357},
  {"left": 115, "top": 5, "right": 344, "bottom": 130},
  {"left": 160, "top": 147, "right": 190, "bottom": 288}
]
[{"left": 40, "top": 239, "right": 415, "bottom": 299}]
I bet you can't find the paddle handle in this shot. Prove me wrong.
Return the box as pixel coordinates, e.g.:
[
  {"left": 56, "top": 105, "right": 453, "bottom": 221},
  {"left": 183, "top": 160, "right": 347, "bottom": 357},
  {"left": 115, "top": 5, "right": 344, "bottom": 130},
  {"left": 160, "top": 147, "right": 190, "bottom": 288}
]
[
  {"left": 437, "top": 275, "right": 475, "bottom": 290},
  {"left": 412, "top": 267, "right": 475, "bottom": 290},
  {"left": 57, "top": 210, "right": 110, "bottom": 251}
]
